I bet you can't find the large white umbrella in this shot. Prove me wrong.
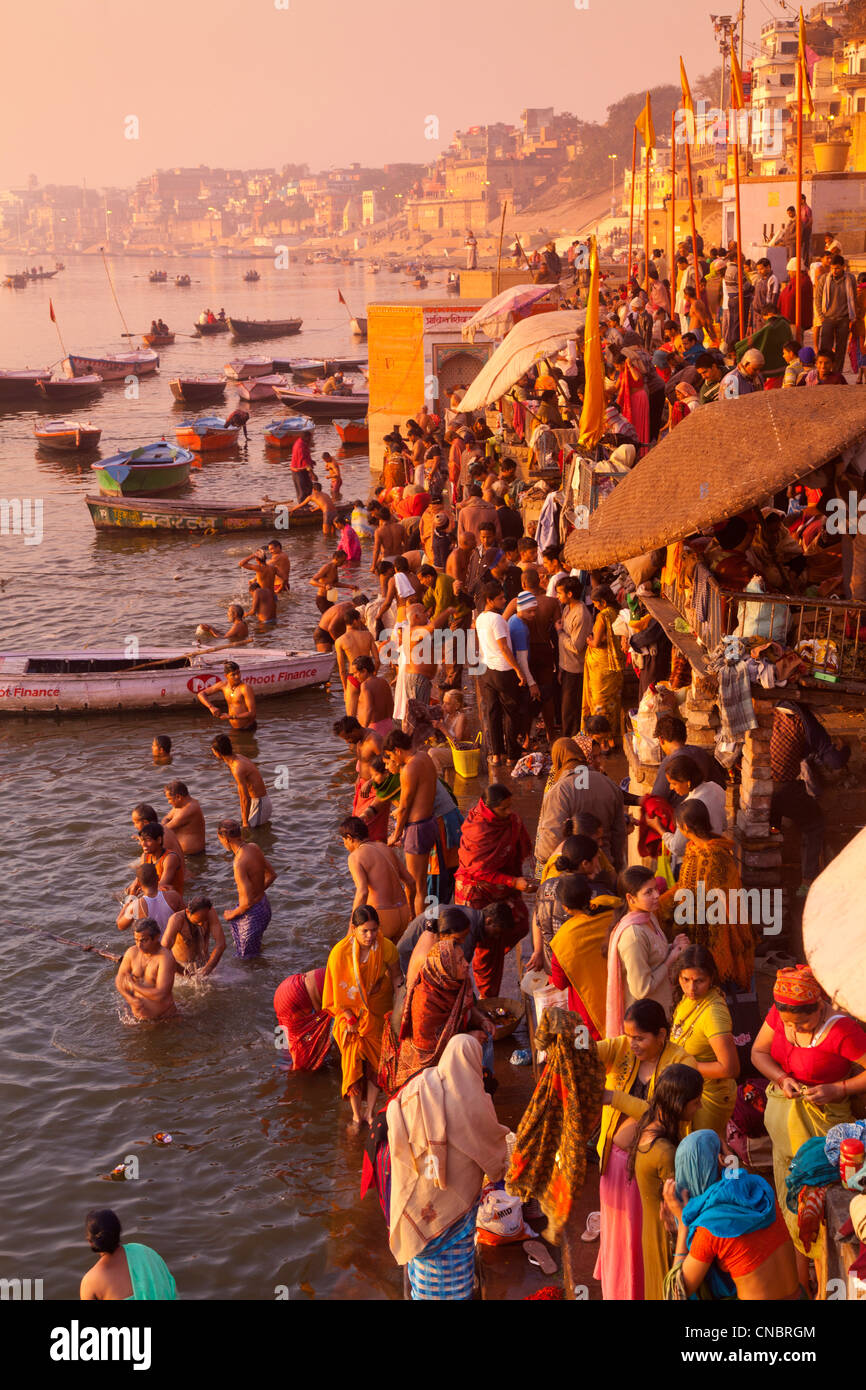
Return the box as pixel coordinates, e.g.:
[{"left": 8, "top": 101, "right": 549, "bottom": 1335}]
[
  {"left": 803, "top": 823, "right": 866, "bottom": 1020},
  {"left": 458, "top": 309, "right": 587, "bottom": 412},
  {"left": 461, "top": 284, "right": 560, "bottom": 344}
]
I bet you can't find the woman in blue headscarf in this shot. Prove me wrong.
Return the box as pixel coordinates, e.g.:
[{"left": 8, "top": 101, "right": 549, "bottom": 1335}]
[{"left": 662, "top": 1131, "right": 801, "bottom": 1301}]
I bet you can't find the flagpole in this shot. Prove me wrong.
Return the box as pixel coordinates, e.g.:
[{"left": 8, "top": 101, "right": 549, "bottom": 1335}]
[
  {"left": 49, "top": 300, "right": 68, "bottom": 361},
  {"left": 795, "top": 54, "right": 804, "bottom": 338},
  {"left": 670, "top": 109, "right": 677, "bottom": 305},
  {"left": 644, "top": 142, "right": 652, "bottom": 292},
  {"left": 628, "top": 126, "right": 637, "bottom": 284},
  {"left": 734, "top": 140, "right": 745, "bottom": 343}
]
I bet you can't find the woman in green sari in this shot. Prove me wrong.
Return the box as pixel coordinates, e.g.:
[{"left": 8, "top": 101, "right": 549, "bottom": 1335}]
[{"left": 582, "top": 586, "right": 625, "bottom": 735}]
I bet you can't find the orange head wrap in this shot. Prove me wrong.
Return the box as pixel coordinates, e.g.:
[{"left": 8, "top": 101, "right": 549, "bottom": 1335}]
[{"left": 773, "top": 965, "right": 822, "bottom": 1009}]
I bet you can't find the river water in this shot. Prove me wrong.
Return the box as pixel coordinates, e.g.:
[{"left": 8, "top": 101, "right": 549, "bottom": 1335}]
[{"left": 0, "top": 255, "right": 445, "bottom": 1300}]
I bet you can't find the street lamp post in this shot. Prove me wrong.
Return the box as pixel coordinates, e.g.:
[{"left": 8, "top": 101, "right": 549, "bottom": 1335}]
[{"left": 608, "top": 153, "right": 618, "bottom": 220}]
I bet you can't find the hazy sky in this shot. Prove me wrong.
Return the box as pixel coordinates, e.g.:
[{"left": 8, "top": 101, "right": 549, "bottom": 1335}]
[{"left": 1, "top": 0, "right": 763, "bottom": 188}]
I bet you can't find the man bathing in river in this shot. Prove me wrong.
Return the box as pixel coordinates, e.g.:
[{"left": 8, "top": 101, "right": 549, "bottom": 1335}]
[
  {"left": 117, "top": 863, "right": 182, "bottom": 932},
  {"left": 197, "top": 603, "right": 249, "bottom": 644},
  {"left": 217, "top": 818, "right": 277, "bottom": 958},
  {"left": 131, "top": 803, "right": 183, "bottom": 860},
  {"left": 309, "top": 550, "right": 347, "bottom": 615},
  {"left": 334, "top": 608, "right": 379, "bottom": 716},
  {"left": 162, "top": 780, "right": 206, "bottom": 855},
  {"left": 197, "top": 660, "right": 257, "bottom": 732},
  {"left": 266, "top": 539, "right": 291, "bottom": 592},
  {"left": 383, "top": 728, "right": 439, "bottom": 916},
  {"left": 115, "top": 919, "right": 178, "bottom": 1021},
  {"left": 211, "top": 734, "right": 272, "bottom": 828},
  {"left": 127, "top": 822, "right": 185, "bottom": 897},
  {"left": 151, "top": 735, "right": 172, "bottom": 765},
  {"left": 352, "top": 655, "right": 394, "bottom": 734},
  {"left": 339, "top": 814, "right": 414, "bottom": 940},
  {"left": 245, "top": 579, "right": 277, "bottom": 625},
  {"left": 239, "top": 548, "right": 276, "bottom": 592},
  {"left": 162, "top": 895, "right": 226, "bottom": 976}
]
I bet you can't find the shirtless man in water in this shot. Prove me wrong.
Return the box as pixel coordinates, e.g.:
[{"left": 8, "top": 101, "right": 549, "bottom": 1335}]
[
  {"left": 314, "top": 596, "right": 367, "bottom": 653},
  {"left": 131, "top": 803, "right": 183, "bottom": 861},
  {"left": 197, "top": 603, "right": 249, "bottom": 644},
  {"left": 162, "top": 895, "right": 226, "bottom": 976},
  {"left": 339, "top": 814, "right": 414, "bottom": 940},
  {"left": 162, "top": 780, "right": 206, "bottom": 855},
  {"left": 334, "top": 609, "right": 379, "bottom": 716},
  {"left": 310, "top": 551, "right": 347, "bottom": 614},
  {"left": 266, "top": 539, "right": 291, "bottom": 594},
  {"left": 369, "top": 506, "right": 405, "bottom": 572},
  {"left": 211, "top": 733, "right": 272, "bottom": 828},
  {"left": 115, "top": 919, "right": 178, "bottom": 1021},
  {"left": 245, "top": 580, "right": 277, "bottom": 625},
  {"left": 217, "top": 818, "right": 277, "bottom": 958},
  {"left": 239, "top": 548, "right": 276, "bottom": 592},
  {"left": 353, "top": 656, "right": 394, "bottom": 733},
  {"left": 128, "top": 822, "right": 185, "bottom": 897},
  {"left": 197, "top": 660, "right": 257, "bottom": 731},
  {"left": 383, "top": 729, "right": 439, "bottom": 916}
]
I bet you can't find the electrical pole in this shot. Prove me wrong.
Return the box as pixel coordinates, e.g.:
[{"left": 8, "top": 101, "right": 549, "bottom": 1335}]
[{"left": 711, "top": 14, "right": 736, "bottom": 112}]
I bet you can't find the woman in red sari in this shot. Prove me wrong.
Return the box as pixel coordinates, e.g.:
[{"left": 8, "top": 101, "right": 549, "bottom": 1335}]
[
  {"left": 391, "top": 933, "right": 474, "bottom": 1088},
  {"left": 612, "top": 349, "right": 650, "bottom": 456},
  {"left": 454, "top": 784, "right": 537, "bottom": 997},
  {"left": 273, "top": 967, "right": 332, "bottom": 1070}
]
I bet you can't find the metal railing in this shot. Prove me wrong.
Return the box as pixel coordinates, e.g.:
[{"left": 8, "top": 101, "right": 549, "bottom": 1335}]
[{"left": 662, "top": 560, "right": 866, "bottom": 686}]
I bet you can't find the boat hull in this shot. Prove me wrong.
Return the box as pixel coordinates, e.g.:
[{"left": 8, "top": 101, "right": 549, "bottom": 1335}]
[
  {"left": 0, "top": 370, "right": 52, "bottom": 401},
  {"left": 93, "top": 462, "right": 191, "bottom": 495},
  {"left": 85, "top": 495, "right": 323, "bottom": 533},
  {"left": 335, "top": 420, "right": 369, "bottom": 445},
  {"left": 170, "top": 378, "right": 226, "bottom": 403},
  {"left": 273, "top": 387, "right": 368, "bottom": 419},
  {"left": 0, "top": 646, "right": 334, "bottom": 714},
  {"left": 35, "top": 424, "right": 102, "bottom": 451},
  {"left": 38, "top": 378, "right": 103, "bottom": 401},
  {"left": 143, "top": 333, "right": 175, "bottom": 346},
  {"left": 224, "top": 359, "right": 274, "bottom": 380},
  {"left": 193, "top": 321, "right": 229, "bottom": 335},
  {"left": 175, "top": 427, "right": 239, "bottom": 451},
  {"left": 228, "top": 318, "right": 303, "bottom": 340},
  {"left": 65, "top": 352, "right": 159, "bottom": 380}
]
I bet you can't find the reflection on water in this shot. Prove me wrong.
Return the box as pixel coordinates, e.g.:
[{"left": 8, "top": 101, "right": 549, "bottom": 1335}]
[{"left": 0, "top": 258, "right": 445, "bottom": 1299}]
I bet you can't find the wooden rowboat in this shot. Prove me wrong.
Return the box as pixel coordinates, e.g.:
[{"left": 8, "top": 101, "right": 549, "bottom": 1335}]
[
  {"left": 170, "top": 376, "right": 227, "bottom": 404},
  {"left": 143, "top": 332, "right": 175, "bottom": 346},
  {"left": 335, "top": 419, "right": 369, "bottom": 446},
  {"left": 228, "top": 316, "right": 303, "bottom": 340},
  {"left": 273, "top": 384, "right": 368, "bottom": 419},
  {"left": 263, "top": 415, "right": 316, "bottom": 448},
  {"left": 85, "top": 494, "right": 323, "bottom": 533},
  {"left": 64, "top": 350, "right": 159, "bottom": 380},
  {"left": 34, "top": 419, "right": 102, "bottom": 451},
  {"left": 37, "top": 374, "right": 104, "bottom": 401},
  {"left": 237, "top": 374, "right": 286, "bottom": 402},
  {"left": 224, "top": 357, "right": 274, "bottom": 380},
  {"left": 92, "top": 443, "right": 194, "bottom": 495},
  {"left": 175, "top": 417, "right": 240, "bottom": 451},
  {"left": 193, "top": 320, "right": 229, "bottom": 335},
  {"left": 0, "top": 368, "right": 52, "bottom": 401},
  {"left": 0, "top": 644, "right": 335, "bottom": 714}
]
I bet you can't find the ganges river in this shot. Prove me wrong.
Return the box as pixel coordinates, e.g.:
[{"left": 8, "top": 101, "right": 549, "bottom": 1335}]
[{"left": 0, "top": 255, "right": 449, "bottom": 1299}]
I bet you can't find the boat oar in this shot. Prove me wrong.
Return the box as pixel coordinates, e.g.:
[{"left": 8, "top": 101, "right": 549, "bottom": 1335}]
[
  {"left": 14, "top": 922, "right": 121, "bottom": 963},
  {"left": 125, "top": 637, "right": 253, "bottom": 673}
]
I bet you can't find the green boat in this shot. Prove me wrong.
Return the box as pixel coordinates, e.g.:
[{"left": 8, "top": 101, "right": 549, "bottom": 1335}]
[
  {"left": 91, "top": 443, "right": 194, "bottom": 496},
  {"left": 84, "top": 495, "right": 330, "bottom": 534}
]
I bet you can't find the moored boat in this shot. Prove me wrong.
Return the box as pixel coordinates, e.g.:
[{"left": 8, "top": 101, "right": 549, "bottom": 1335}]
[
  {"left": 193, "top": 319, "right": 230, "bottom": 335},
  {"left": 349, "top": 315, "right": 367, "bottom": 339},
  {"left": 224, "top": 356, "right": 274, "bottom": 380},
  {"left": 92, "top": 443, "right": 194, "bottom": 495},
  {"left": 236, "top": 373, "right": 286, "bottom": 402},
  {"left": 334, "top": 418, "right": 369, "bottom": 446},
  {"left": 0, "top": 644, "right": 335, "bottom": 714},
  {"left": 0, "top": 368, "right": 53, "bottom": 401},
  {"left": 170, "top": 376, "right": 227, "bottom": 404},
  {"left": 263, "top": 415, "right": 316, "bottom": 448},
  {"left": 85, "top": 494, "right": 324, "bottom": 533},
  {"left": 175, "top": 275, "right": 191, "bottom": 287},
  {"left": 143, "top": 332, "right": 175, "bottom": 346},
  {"left": 280, "top": 355, "right": 368, "bottom": 380},
  {"left": 272, "top": 384, "right": 368, "bottom": 419},
  {"left": 37, "top": 374, "right": 104, "bottom": 401},
  {"left": 64, "top": 350, "right": 159, "bottom": 380},
  {"left": 34, "top": 419, "right": 102, "bottom": 451},
  {"left": 175, "top": 417, "right": 240, "bottom": 451},
  {"left": 228, "top": 316, "right": 303, "bottom": 340}
]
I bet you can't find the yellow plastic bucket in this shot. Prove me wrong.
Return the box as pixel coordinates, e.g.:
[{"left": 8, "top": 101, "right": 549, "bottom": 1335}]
[{"left": 447, "top": 731, "right": 482, "bottom": 779}]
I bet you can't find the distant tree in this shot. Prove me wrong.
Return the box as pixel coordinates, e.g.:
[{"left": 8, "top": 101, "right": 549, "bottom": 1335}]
[
  {"left": 286, "top": 196, "right": 312, "bottom": 230},
  {"left": 565, "top": 84, "right": 681, "bottom": 198},
  {"left": 692, "top": 66, "right": 723, "bottom": 105}
]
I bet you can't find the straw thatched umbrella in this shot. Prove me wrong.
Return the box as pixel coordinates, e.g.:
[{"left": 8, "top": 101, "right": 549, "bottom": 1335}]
[
  {"left": 803, "top": 825, "right": 866, "bottom": 1020},
  {"left": 563, "top": 387, "right": 866, "bottom": 571}
]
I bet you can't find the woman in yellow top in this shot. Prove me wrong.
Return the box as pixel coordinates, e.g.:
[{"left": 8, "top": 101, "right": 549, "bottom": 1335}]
[
  {"left": 322, "top": 906, "right": 402, "bottom": 1134},
  {"left": 670, "top": 945, "right": 739, "bottom": 1139},
  {"left": 595, "top": 999, "right": 699, "bottom": 1300},
  {"left": 581, "top": 586, "right": 625, "bottom": 735}
]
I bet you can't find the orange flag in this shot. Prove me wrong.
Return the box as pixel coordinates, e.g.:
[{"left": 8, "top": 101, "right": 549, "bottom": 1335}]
[
  {"left": 679, "top": 59, "right": 695, "bottom": 142},
  {"left": 634, "top": 93, "right": 655, "bottom": 153},
  {"left": 799, "top": 8, "right": 815, "bottom": 120}
]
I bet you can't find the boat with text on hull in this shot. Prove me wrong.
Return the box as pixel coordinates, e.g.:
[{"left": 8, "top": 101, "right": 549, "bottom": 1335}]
[
  {"left": 85, "top": 494, "right": 323, "bottom": 533},
  {"left": 0, "top": 645, "right": 335, "bottom": 714},
  {"left": 64, "top": 350, "right": 159, "bottom": 381}
]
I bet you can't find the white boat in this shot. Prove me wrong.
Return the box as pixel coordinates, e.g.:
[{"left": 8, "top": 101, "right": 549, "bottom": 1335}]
[
  {"left": 0, "top": 646, "right": 335, "bottom": 714},
  {"left": 224, "top": 356, "right": 274, "bottom": 380},
  {"left": 64, "top": 350, "right": 160, "bottom": 381},
  {"left": 236, "top": 373, "right": 287, "bottom": 401}
]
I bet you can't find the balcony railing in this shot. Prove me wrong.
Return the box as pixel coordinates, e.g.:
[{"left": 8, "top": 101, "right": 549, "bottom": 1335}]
[{"left": 661, "top": 560, "right": 866, "bottom": 691}]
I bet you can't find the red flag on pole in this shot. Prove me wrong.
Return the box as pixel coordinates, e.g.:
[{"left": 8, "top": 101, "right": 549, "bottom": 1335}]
[
  {"left": 338, "top": 290, "right": 346, "bottom": 306},
  {"left": 49, "top": 298, "right": 56, "bottom": 323}
]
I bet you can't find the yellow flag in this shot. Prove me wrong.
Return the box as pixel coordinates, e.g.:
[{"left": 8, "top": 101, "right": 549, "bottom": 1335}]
[
  {"left": 730, "top": 48, "right": 746, "bottom": 111},
  {"left": 635, "top": 92, "right": 655, "bottom": 153},
  {"left": 799, "top": 8, "right": 815, "bottom": 120},
  {"left": 578, "top": 236, "right": 605, "bottom": 452},
  {"left": 679, "top": 58, "right": 694, "bottom": 116}
]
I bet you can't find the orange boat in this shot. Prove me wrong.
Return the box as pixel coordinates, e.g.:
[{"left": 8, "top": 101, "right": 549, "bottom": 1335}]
[
  {"left": 335, "top": 418, "right": 369, "bottom": 446},
  {"left": 263, "top": 415, "right": 315, "bottom": 449},
  {"left": 175, "top": 416, "right": 240, "bottom": 452},
  {"left": 143, "top": 331, "right": 175, "bottom": 347}
]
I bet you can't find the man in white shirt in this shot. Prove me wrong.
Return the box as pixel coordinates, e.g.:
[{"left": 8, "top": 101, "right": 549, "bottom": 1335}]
[
  {"left": 555, "top": 576, "right": 593, "bottom": 737},
  {"left": 474, "top": 579, "right": 528, "bottom": 766}
]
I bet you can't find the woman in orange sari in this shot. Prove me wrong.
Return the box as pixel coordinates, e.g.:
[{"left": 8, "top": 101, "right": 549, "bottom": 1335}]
[
  {"left": 658, "top": 800, "right": 755, "bottom": 993},
  {"left": 323, "top": 906, "right": 403, "bottom": 1133},
  {"left": 581, "top": 587, "right": 625, "bottom": 735}
]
